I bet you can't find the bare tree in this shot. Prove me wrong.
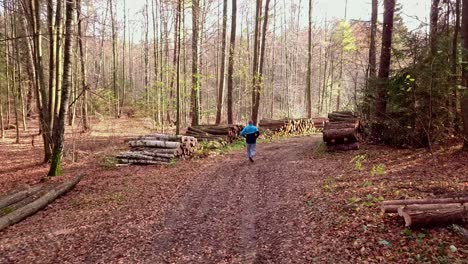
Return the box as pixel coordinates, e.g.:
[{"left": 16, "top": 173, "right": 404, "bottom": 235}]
[
  {"left": 462, "top": 0, "right": 468, "bottom": 150},
  {"left": 227, "top": 0, "right": 237, "bottom": 124},
  {"left": 49, "top": 0, "right": 75, "bottom": 176},
  {"left": 215, "top": 0, "right": 228, "bottom": 124},
  {"left": 305, "top": 0, "right": 313, "bottom": 118},
  {"left": 191, "top": 0, "right": 200, "bottom": 126},
  {"left": 374, "top": 0, "right": 396, "bottom": 122}
]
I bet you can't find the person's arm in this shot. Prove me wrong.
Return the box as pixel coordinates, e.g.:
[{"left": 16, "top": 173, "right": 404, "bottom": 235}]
[
  {"left": 240, "top": 128, "right": 246, "bottom": 137},
  {"left": 254, "top": 131, "right": 260, "bottom": 138}
]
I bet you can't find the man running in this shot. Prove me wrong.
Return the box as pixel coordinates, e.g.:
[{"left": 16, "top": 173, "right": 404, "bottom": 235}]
[{"left": 240, "top": 120, "right": 260, "bottom": 162}]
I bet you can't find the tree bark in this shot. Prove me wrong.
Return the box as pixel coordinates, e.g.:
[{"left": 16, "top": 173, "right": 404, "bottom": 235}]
[
  {"left": 373, "top": 0, "right": 396, "bottom": 129},
  {"left": 452, "top": 0, "right": 461, "bottom": 133},
  {"left": 191, "top": 0, "right": 200, "bottom": 126},
  {"left": 227, "top": 0, "right": 237, "bottom": 124},
  {"left": 462, "top": 0, "right": 468, "bottom": 150},
  {"left": 398, "top": 205, "right": 467, "bottom": 227},
  {"left": 215, "top": 0, "right": 228, "bottom": 124},
  {"left": 76, "top": 0, "right": 89, "bottom": 131},
  {"left": 48, "top": 0, "right": 75, "bottom": 176},
  {"left": 0, "top": 175, "right": 83, "bottom": 231},
  {"left": 306, "top": 0, "right": 313, "bottom": 118},
  {"left": 251, "top": 0, "right": 263, "bottom": 124}
]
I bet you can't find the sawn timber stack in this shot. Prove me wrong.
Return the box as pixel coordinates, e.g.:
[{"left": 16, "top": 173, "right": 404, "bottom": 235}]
[
  {"left": 185, "top": 125, "right": 243, "bottom": 143},
  {"left": 117, "top": 134, "right": 198, "bottom": 165},
  {"left": 323, "top": 111, "right": 361, "bottom": 151},
  {"left": 259, "top": 118, "right": 326, "bottom": 134}
]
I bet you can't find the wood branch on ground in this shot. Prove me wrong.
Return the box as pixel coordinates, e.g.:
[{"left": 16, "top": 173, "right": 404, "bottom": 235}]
[
  {"left": 397, "top": 205, "right": 468, "bottom": 227},
  {"left": 0, "top": 184, "right": 57, "bottom": 217},
  {"left": 0, "top": 185, "right": 44, "bottom": 210},
  {"left": 0, "top": 175, "right": 83, "bottom": 231},
  {"left": 382, "top": 197, "right": 468, "bottom": 213}
]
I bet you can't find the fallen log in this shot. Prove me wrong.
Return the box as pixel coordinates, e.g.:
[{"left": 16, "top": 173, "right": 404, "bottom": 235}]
[
  {"left": 0, "top": 185, "right": 44, "bottom": 210},
  {"left": 397, "top": 205, "right": 468, "bottom": 227},
  {"left": 324, "top": 122, "right": 359, "bottom": 129},
  {"left": 382, "top": 197, "right": 468, "bottom": 213},
  {"left": 117, "top": 158, "right": 171, "bottom": 165},
  {"left": 129, "top": 147, "right": 178, "bottom": 154},
  {"left": 323, "top": 128, "right": 358, "bottom": 144},
  {"left": 129, "top": 140, "right": 180, "bottom": 149},
  {"left": 326, "top": 142, "right": 359, "bottom": 151},
  {"left": 0, "top": 175, "right": 83, "bottom": 231},
  {"left": 138, "top": 134, "right": 191, "bottom": 142},
  {"left": 116, "top": 152, "right": 173, "bottom": 162}
]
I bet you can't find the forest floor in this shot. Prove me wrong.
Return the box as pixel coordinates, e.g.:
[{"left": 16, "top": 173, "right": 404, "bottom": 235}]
[{"left": 0, "top": 117, "right": 467, "bottom": 263}]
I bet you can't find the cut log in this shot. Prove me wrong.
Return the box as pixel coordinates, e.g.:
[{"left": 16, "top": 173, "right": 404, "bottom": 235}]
[
  {"left": 326, "top": 142, "right": 359, "bottom": 151},
  {"left": 117, "top": 159, "right": 171, "bottom": 165},
  {"left": 324, "top": 122, "right": 359, "bottom": 129},
  {"left": 139, "top": 134, "right": 190, "bottom": 142},
  {"left": 116, "top": 152, "right": 172, "bottom": 162},
  {"left": 0, "top": 185, "right": 44, "bottom": 210},
  {"left": 323, "top": 128, "right": 358, "bottom": 144},
  {"left": 397, "top": 205, "right": 468, "bottom": 227},
  {"left": 129, "top": 147, "right": 178, "bottom": 154},
  {"left": 382, "top": 197, "right": 468, "bottom": 213},
  {"left": 0, "top": 175, "right": 83, "bottom": 231},
  {"left": 129, "top": 140, "right": 180, "bottom": 149}
]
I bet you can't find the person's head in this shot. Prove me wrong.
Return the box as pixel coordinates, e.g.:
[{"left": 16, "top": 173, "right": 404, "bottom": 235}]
[{"left": 248, "top": 120, "right": 254, "bottom": 126}]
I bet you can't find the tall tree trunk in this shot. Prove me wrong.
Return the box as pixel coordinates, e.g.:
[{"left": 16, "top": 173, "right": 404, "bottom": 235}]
[
  {"left": 215, "top": 0, "right": 228, "bottom": 124},
  {"left": 374, "top": 0, "right": 396, "bottom": 122},
  {"left": 151, "top": 0, "right": 160, "bottom": 125},
  {"left": 453, "top": 0, "right": 461, "bottom": 132},
  {"left": 109, "top": 0, "right": 119, "bottom": 117},
  {"left": 49, "top": 0, "right": 75, "bottom": 176},
  {"left": 430, "top": 0, "right": 441, "bottom": 57},
  {"left": 251, "top": 0, "right": 263, "bottom": 123},
  {"left": 462, "top": 0, "right": 468, "bottom": 150},
  {"left": 226, "top": 0, "right": 237, "bottom": 124},
  {"left": 77, "top": 0, "right": 89, "bottom": 131},
  {"left": 175, "top": 0, "right": 182, "bottom": 134},
  {"left": 306, "top": 0, "right": 313, "bottom": 118},
  {"left": 252, "top": 0, "right": 271, "bottom": 124},
  {"left": 122, "top": 0, "right": 127, "bottom": 118},
  {"left": 47, "top": 0, "right": 56, "bottom": 132},
  {"left": 54, "top": 0, "right": 64, "bottom": 123},
  {"left": 28, "top": 0, "right": 53, "bottom": 162},
  {"left": 336, "top": 0, "right": 348, "bottom": 111},
  {"left": 191, "top": 0, "right": 200, "bottom": 126},
  {"left": 365, "top": 0, "right": 378, "bottom": 116}
]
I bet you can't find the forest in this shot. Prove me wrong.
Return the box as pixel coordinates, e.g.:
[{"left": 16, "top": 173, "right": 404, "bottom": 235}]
[{"left": 0, "top": 0, "right": 467, "bottom": 262}]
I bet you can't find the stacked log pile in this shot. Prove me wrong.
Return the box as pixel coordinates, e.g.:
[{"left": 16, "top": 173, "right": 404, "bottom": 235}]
[
  {"left": 382, "top": 197, "right": 468, "bottom": 227},
  {"left": 323, "top": 111, "right": 361, "bottom": 151},
  {"left": 117, "top": 134, "right": 198, "bottom": 165},
  {"left": 259, "top": 118, "right": 326, "bottom": 134},
  {"left": 185, "top": 125, "right": 243, "bottom": 143}
]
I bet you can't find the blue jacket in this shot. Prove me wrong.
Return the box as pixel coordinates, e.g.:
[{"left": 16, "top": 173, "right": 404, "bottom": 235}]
[{"left": 240, "top": 124, "right": 260, "bottom": 144}]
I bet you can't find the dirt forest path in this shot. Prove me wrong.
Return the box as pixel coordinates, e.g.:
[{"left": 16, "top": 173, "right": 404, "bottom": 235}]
[
  {"left": 142, "top": 137, "right": 325, "bottom": 263},
  {"left": 1, "top": 136, "right": 338, "bottom": 263}
]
